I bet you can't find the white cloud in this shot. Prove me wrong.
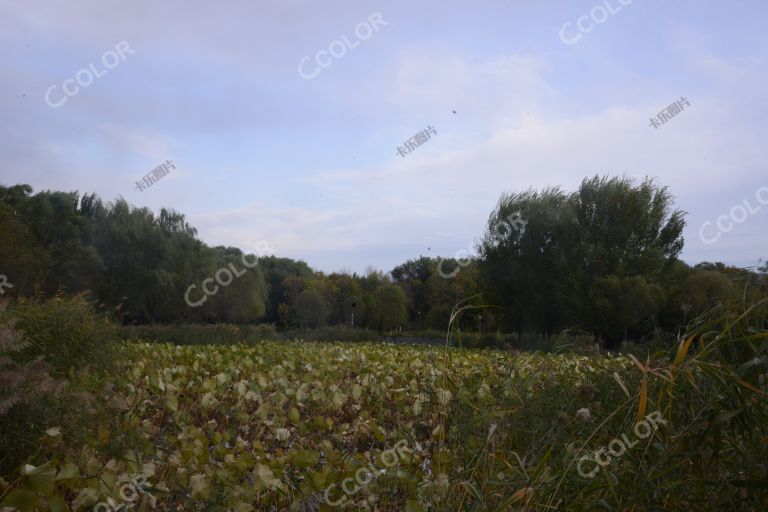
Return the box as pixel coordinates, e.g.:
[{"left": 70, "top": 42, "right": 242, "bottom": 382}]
[
  {"left": 198, "top": 89, "right": 767, "bottom": 271},
  {"left": 2, "top": 1, "right": 766, "bottom": 272}
]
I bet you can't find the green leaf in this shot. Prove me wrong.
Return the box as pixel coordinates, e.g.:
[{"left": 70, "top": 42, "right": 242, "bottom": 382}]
[
  {"left": 331, "top": 391, "right": 346, "bottom": 409},
  {"left": 165, "top": 394, "right": 179, "bottom": 412},
  {"left": 48, "top": 494, "right": 67, "bottom": 512},
  {"left": 254, "top": 464, "right": 281, "bottom": 490},
  {"left": 1, "top": 488, "right": 39, "bottom": 512},
  {"left": 189, "top": 473, "right": 208, "bottom": 498},
  {"left": 351, "top": 384, "right": 362, "bottom": 401},
  {"left": 56, "top": 462, "right": 79, "bottom": 481},
  {"left": 45, "top": 427, "right": 62, "bottom": 438},
  {"left": 714, "top": 409, "right": 742, "bottom": 424},
  {"left": 200, "top": 392, "right": 219, "bottom": 410},
  {"left": 291, "top": 450, "right": 319, "bottom": 467},
  {"left": 459, "top": 480, "right": 482, "bottom": 501},
  {"left": 404, "top": 499, "right": 425, "bottom": 512},
  {"left": 275, "top": 428, "right": 290, "bottom": 441},
  {"left": 728, "top": 479, "right": 768, "bottom": 489},
  {"left": 22, "top": 462, "right": 56, "bottom": 496}
]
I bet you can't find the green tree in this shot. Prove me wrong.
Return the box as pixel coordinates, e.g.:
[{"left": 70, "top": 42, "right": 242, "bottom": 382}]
[
  {"left": 203, "top": 247, "right": 268, "bottom": 323},
  {"left": 477, "top": 187, "right": 573, "bottom": 337},
  {"left": 368, "top": 284, "right": 407, "bottom": 333},
  {"left": 259, "top": 256, "right": 313, "bottom": 324},
  {"left": 391, "top": 256, "right": 482, "bottom": 330},
  {"left": 326, "top": 272, "right": 365, "bottom": 327},
  {"left": 0, "top": 202, "right": 47, "bottom": 297},
  {"left": 289, "top": 289, "right": 328, "bottom": 328},
  {"left": 685, "top": 269, "right": 734, "bottom": 317},
  {"left": 588, "top": 275, "right": 664, "bottom": 343},
  {"left": 477, "top": 176, "right": 685, "bottom": 346}
]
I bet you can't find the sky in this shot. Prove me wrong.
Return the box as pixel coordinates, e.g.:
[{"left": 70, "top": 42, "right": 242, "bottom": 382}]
[{"left": 1, "top": 0, "right": 766, "bottom": 273}]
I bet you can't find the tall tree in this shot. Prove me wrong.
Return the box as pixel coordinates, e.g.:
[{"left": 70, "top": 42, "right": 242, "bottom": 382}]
[
  {"left": 259, "top": 256, "right": 313, "bottom": 325},
  {"left": 368, "top": 284, "right": 407, "bottom": 333},
  {"left": 478, "top": 176, "right": 686, "bottom": 346},
  {"left": 289, "top": 289, "right": 328, "bottom": 328}
]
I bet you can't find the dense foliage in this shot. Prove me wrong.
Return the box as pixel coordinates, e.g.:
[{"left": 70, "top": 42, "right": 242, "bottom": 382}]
[
  {"left": 0, "top": 296, "right": 117, "bottom": 477},
  {"left": 1, "top": 178, "right": 765, "bottom": 339},
  {"left": 0, "top": 295, "right": 765, "bottom": 510}
]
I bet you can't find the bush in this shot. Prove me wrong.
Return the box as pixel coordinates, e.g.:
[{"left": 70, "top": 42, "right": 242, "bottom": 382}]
[
  {"left": 405, "top": 329, "right": 446, "bottom": 340},
  {"left": 278, "top": 326, "right": 379, "bottom": 343},
  {"left": 435, "top": 296, "right": 768, "bottom": 510},
  {"left": 0, "top": 323, "right": 58, "bottom": 414},
  {"left": 0, "top": 298, "right": 107, "bottom": 477},
  {"left": 449, "top": 330, "right": 482, "bottom": 348},
  {"left": 248, "top": 323, "right": 278, "bottom": 343},
  {"left": 118, "top": 323, "right": 277, "bottom": 345},
  {"left": 0, "top": 320, "right": 63, "bottom": 476},
  {"left": 478, "top": 332, "right": 503, "bottom": 348},
  {"left": 2, "top": 294, "right": 116, "bottom": 376}
]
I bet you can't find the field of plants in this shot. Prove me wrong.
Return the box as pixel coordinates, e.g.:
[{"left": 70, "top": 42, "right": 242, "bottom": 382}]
[{"left": 2, "top": 298, "right": 767, "bottom": 511}]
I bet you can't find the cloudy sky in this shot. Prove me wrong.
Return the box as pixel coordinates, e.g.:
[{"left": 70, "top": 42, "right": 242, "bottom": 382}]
[{"left": 1, "top": 0, "right": 766, "bottom": 273}]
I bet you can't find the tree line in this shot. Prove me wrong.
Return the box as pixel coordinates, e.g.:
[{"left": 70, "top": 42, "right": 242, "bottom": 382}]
[
  {"left": 474, "top": 176, "right": 766, "bottom": 346},
  {"left": 1, "top": 178, "right": 765, "bottom": 343}
]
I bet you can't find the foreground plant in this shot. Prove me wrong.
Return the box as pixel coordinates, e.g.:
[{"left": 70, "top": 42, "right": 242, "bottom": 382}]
[{"left": 0, "top": 297, "right": 765, "bottom": 510}]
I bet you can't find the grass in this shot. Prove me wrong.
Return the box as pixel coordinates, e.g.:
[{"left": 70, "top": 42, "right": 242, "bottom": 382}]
[{"left": 0, "top": 297, "right": 765, "bottom": 510}]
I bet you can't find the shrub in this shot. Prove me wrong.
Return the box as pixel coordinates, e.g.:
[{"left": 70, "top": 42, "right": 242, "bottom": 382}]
[
  {"left": 278, "top": 326, "right": 379, "bottom": 342},
  {"left": 478, "top": 332, "right": 502, "bottom": 348},
  {"left": 2, "top": 294, "right": 116, "bottom": 376},
  {"left": 0, "top": 306, "right": 63, "bottom": 477},
  {"left": 118, "top": 323, "right": 277, "bottom": 345},
  {"left": 0, "top": 321, "right": 59, "bottom": 416},
  {"left": 246, "top": 323, "right": 278, "bottom": 343},
  {"left": 436, "top": 296, "right": 768, "bottom": 510}
]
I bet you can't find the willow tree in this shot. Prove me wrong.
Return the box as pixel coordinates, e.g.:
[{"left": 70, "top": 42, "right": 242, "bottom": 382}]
[{"left": 478, "top": 176, "right": 685, "bottom": 346}]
